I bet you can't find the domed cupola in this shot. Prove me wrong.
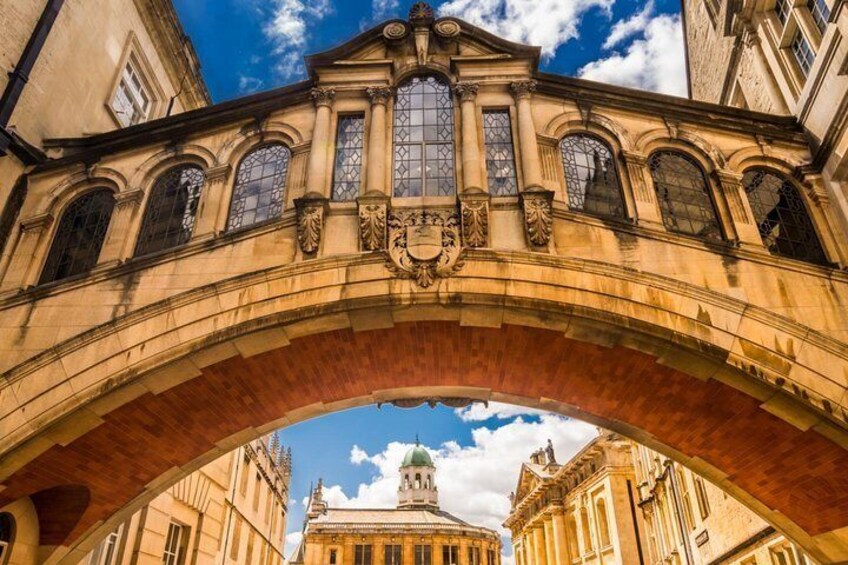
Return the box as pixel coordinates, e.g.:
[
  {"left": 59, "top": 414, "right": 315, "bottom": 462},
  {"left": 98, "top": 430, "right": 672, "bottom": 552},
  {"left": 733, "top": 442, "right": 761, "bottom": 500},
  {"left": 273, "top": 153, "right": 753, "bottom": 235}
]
[{"left": 397, "top": 438, "right": 438, "bottom": 510}]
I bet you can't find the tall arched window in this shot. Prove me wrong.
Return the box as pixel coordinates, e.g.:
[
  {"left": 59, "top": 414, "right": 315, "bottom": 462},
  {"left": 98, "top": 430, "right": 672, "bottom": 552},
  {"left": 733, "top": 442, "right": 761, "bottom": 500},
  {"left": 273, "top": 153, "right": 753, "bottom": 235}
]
[
  {"left": 135, "top": 166, "right": 205, "bottom": 256},
  {"left": 39, "top": 189, "right": 114, "bottom": 285},
  {"left": 596, "top": 499, "right": 611, "bottom": 548},
  {"left": 649, "top": 151, "right": 722, "bottom": 240},
  {"left": 393, "top": 76, "right": 455, "bottom": 197},
  {"left": 742, "top": 169, "right": 827, "bottom": 264},
  {"left": 227, "top": 144, "right": 290, "bottom": 231},
  {"left": 560, "top": 134, "right": 625, "bottom": 219}
]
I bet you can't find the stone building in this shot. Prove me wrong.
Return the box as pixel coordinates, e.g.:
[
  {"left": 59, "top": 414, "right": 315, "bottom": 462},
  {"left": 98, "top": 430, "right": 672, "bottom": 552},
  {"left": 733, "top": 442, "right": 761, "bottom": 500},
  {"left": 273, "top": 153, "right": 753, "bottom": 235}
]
[
  {"left": 0, "top": 0, "right": 209, "bottom": 271},
  {"left": 631, "top": 444, "right": 815, "bottom": 565},
  {"left": 292, "top": 443, "right": 500, "bottom": 565},
  {"left": 503, "top": 434, "right": 648, "bottom": 565},
  {"left": 1, "top": 2, "right": 848, "bottom": 564},
  {"left": 680, "top": 0, "right": 848, "bottom": 237},
  {"left": 76, "top": 435, "right": 291, "bottom": 565}
]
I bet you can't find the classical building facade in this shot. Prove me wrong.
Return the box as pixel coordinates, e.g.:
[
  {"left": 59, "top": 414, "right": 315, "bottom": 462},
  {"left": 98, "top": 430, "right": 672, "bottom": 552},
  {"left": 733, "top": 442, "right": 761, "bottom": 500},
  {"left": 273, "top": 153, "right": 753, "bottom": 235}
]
[
  {"left": 503, "top": 434, "right": 647, "bottom": 565},
  {"left": 293, "top": 443, "right": 500, "bottom": 565},
  {"left": 1, "top": 2, "right": 848, "bottom": 564},
  {"left": 0, "top": 0, "right": 209, "bottom": 275},
  {"left": 75, "top": 435, "right": 290, "bottom": 565}
]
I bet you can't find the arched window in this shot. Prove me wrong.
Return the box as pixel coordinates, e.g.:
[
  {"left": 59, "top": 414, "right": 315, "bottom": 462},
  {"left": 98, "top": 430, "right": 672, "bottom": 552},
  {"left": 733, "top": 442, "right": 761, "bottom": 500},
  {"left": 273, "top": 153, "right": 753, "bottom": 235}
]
[
  {"left": 227, "top": 144, "right": 290, "bottom": 231},
  {"left": 0, "top": 512, "right": 15, "bottom": 565},
  {"left": 415, "top": 473, "right": 422, "bottom": 489},
  {"left": 393, "top": 76, "right": 455, "bottom": 197},
  {"left": 596, "top": 499, "right": 611, "bottom": 548},
  {"left": 649, "top": 151, "right": 722, "bottom": 240},
  {"left": 560, "top": 134, "right": 625, "bottom": 219},
  {"left": 135, "top": 166, "right": 205, "bottom": 256},
  {"left": 580, "top": 507, "right": 594, "bottom": 552},
  {"left": 39, "top": 189, "right": 114, "bottom": 285},
  {"left": 742, "top": 169, "right": 827, "bottom": 264}
]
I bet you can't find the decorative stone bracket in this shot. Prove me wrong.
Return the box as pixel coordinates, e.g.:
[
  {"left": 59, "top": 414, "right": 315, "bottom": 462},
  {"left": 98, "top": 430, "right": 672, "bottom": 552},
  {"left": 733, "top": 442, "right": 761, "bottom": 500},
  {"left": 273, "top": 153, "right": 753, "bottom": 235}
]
[
  {"left": 378, "top": 397, "right": 488, "bottom": 409},
  {"left": 458, "top": 190, "right": 490, "bottom": 248},
  {"left": 294, "top": 193, "right": 329, "bottom": 255},
  {"left": 357, "top": 192, "right": 390, "bottom": 252},
  {"left": 519, "top": 188, "right": 555, "bottom": 247}
]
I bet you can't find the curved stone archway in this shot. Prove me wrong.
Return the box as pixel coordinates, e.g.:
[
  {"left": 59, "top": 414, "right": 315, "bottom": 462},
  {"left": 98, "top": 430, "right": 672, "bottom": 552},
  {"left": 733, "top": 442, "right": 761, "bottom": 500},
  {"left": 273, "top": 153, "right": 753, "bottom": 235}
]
[{"left": 1, "top": 251, "right": 848, "bottom": 563}]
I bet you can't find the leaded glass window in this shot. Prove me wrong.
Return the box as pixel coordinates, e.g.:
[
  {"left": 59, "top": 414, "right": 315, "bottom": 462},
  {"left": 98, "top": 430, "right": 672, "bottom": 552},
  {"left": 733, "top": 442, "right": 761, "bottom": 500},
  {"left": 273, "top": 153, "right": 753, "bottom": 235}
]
[
  {"left": 393, "top": 76, "right": 455, "bottom": 197},
  {"left": 649, "top": 151, "right": 723, "bottom": 240},
  {"left": 775, "top": 0, "right": 792, "bottom": 25},
  {"left": 808, "top": 0, "right": 831, "bottom": 34},
  {"left": 227, "top": 144, "right": 290, "bottom": 231},
  {"left": 332, "top": 115, "right": 365, "bottom": 201},
  {"left": 560, "top": 134, "right": 625, "bottom": 219},
  {"left": 742, "top": 169, "right": 827, "bottom": 264},
  {"left": 483, "top": 110, "right": 518, "bottom": 196},
  {"left": 791, "top": 30, "right": 815, "bottom": 77},
  {"left": 39, "top": 189, "right": 114, "bottom": 284},
  {"left": 135, "top": 166, "right": 205, "bottom": 256}
]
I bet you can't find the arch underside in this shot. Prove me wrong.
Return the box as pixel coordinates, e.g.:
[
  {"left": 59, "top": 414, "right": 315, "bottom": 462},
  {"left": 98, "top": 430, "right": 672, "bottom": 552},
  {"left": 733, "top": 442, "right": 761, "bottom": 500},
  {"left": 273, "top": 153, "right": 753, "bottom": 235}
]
[{"left": 1, "top": 252, "right": 848, "bottom": 563}]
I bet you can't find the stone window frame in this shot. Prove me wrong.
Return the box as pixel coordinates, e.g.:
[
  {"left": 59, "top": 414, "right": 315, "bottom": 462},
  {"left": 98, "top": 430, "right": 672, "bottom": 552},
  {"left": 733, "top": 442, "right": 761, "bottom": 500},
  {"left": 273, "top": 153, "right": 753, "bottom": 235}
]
[
  {"left": 330, "top": 112, "right": 367, "bottom": 201},
  {"left": 558, "top": 132, "right": 628, "bottom": 221},
  {"left": 105, "top": 32, "right": 166, "bottom": 128},
  {"left": 481, "top": 107, "right": 519, "bottom": 196},
  {"left": 766, "top": 0, "right": 823, "bottom": 93},
  {"left": 225, "top": 142, "right": 292, "bottom": 232}
]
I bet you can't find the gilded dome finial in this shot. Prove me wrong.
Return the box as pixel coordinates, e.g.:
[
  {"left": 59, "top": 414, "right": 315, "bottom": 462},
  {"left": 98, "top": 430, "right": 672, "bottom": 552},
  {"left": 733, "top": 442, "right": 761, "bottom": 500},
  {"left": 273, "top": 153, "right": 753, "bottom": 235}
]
[{"left": 408, "top": 2, "right": 434, "bottom": 24}]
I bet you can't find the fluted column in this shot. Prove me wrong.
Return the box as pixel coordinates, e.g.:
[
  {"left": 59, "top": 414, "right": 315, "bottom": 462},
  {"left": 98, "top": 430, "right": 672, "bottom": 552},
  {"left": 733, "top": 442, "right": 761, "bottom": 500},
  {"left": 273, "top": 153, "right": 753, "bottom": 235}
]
[
  {"left": 99, "top": 189, "right": 143, "bottom": 265},
  {"left": 543, "top": 516, "right": 556, "bottom": 565},
  {"left": 455, "top": 82, "right": 483, "bottom": 192},
  {"left": 713, "top": 169, "right": 764, "bottom": 249},
  {"left": 551, "top": 509, "right": 567, "bottom": 565},
  {"left": 306, "top": 87, "right": 336, "bottom": 197},
  {"left": 510, "top": 80, "right": 543, "bottom": 190},
  {"left": 365, "top": 86, "right": 392, "bottom": 195},
  {"left": 0, "top": 213, "right": 52, "bottom": 290}
]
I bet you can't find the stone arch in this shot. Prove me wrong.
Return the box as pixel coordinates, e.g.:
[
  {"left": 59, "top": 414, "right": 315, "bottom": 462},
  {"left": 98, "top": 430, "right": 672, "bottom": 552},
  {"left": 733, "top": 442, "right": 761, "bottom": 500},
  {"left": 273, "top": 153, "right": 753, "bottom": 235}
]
[
  {"left": 726, "top": 146, "right": 806, "bottom": 173},
  {"left": 636, "top": 128, "right": 727, "bottom": 173},
  {"left": 215, "top": 122, "right": 301, "bottom": 169},
  {"left": 0, "top": 498, "right": 38, "bottom": 565},
  {"left": 35, "top": 167, "right": 125, "bottom": 218},
  {"left": 392, "top": 65, "right": 455, "bottom": 88},
  {"left": 544, "top": 111, "right": 634, "bottom": 152},
  {"left": 128, "top": 144, "right": 216, "bottom": 190},
  {"left": 0, "top": 253, "right": 847, "bottom": 562}
]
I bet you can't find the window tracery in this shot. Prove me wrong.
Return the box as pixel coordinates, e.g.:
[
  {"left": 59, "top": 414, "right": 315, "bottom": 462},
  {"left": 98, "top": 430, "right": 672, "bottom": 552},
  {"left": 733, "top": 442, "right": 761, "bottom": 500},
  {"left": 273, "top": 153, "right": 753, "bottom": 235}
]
[
  {"left": 560, "top": 134, "right": 625, "bottom": 219},
  {"left": 227, "top": 144, "right": 290, "bottom": 231},
  {"left": 135, "top": 166, "right": 205, "bottom": 256},
  {"left": 648, "top": 151, "right": 722, "bottom": 240}
]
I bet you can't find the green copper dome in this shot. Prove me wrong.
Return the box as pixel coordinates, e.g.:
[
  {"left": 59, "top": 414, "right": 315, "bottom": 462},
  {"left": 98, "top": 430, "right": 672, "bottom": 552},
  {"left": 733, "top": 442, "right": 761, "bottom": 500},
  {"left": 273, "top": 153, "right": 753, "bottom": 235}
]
[{"left": 401, "top": 441, "right": 433, "bottom": 467}]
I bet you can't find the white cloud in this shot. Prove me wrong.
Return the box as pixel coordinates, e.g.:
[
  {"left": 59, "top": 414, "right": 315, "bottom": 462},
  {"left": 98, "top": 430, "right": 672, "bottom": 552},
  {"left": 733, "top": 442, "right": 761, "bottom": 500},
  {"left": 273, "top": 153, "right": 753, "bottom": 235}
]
[
  {"left": 437, "top": 0, "right": 614, "bottom": 58},
  {"left": 299, "top": 415, "right": 598, "bottom": 552},
  {"left": 454, "top": 402, "right": 548, "bottom": 422},
  {"left": 578, "top": 13, "right": 687, "bottom": 96},
  {"left": 285, "top": 531, "right": 303, "bottom": 554},
  {"left": 602, "top": 0, "right": 654, "bottom": 49},
  {"left": 263, "top": 0, "right": 333, "bottom": 79},
  {"left": 238, "top": 75, "right": 265, "bottom": 94},
  {"left": 373, "top": 0, "right": 400, "bottom": 21}
]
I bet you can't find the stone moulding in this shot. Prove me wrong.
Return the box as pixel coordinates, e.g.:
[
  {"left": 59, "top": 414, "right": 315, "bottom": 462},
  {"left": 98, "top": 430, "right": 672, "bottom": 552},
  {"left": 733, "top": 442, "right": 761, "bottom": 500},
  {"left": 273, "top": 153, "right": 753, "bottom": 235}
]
[
  {"left": 519, "top": 189, "right": 555, "bottom": 246},
  {"left": 378, "top": 397, "right": 487, "bottom": 409},
  {"left": 385, "top": 209, "right": 464, "bottom": 288},
  {"left": 294, "top": 193, "right": 329, "bottom": 255}
]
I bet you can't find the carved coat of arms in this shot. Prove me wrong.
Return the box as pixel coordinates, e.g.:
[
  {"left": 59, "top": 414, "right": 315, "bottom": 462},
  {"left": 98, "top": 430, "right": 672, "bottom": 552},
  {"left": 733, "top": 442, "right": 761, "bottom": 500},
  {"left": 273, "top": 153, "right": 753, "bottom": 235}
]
[{"left": 386, "top": 210, "right": 464, "bottom": 288}]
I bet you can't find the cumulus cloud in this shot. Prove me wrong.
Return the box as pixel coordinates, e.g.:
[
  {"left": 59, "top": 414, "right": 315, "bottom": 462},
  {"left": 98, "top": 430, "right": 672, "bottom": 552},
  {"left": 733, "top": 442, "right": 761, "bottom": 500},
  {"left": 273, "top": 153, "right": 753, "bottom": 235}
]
[
  {"left": 437, "top": 0, "right": 614, "bottom": 58},
  {"left": 238, "top": 75, "right": 265, "bottom": 94},
  {"left": 602, "top": 0, "right": 654, "bottom": 49},
  {"left": 578, "top": 13, "right": 687, "bottom": 96},
  {"left": 263, "top": 0, "right": 333, "bottom": 79},
  {"left": 454, "top": 402, "right": 548, "bottom": 422},
  {"left": 373, "top": 0, "right": 401, "bottom": 21},
  {"left": 285, "top": 531, "right": 303, "bottom": 551},
  {"left": 312, "top": 415, "right": 598, "bottom": 540}
]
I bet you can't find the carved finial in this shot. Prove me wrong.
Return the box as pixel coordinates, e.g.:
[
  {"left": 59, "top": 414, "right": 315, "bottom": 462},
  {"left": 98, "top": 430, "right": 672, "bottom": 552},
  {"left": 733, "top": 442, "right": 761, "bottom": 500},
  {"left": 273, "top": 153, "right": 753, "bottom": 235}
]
[
  {"left": 310, "top": 87, "right": 336, "bottom": 108},
  {"left": 510, "top": 80, "right": 537, "bottom": 100},
  {"left": 408, "top": 2, "right": 434, "bottom": 25},
  {"left": 454, "top": 82, "right": 479, "bottom": 103}
]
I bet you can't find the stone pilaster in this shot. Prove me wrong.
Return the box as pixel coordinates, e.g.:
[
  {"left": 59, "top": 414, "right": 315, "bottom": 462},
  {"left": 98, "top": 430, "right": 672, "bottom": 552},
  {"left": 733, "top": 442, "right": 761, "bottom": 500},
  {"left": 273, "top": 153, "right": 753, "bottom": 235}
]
[
  {"left": 510, "top": 80, "right": 544, "bottom": 190},
  {"left": 193, "top": 163, "right": 232, "bottom": 239},
  {"left": 365, "top": 87, "right": 393, "bottom": 196},
  {"left": 550, "top": 509, "right": 567, "bottom": 565},
  {"left": 713, "top": 169, "right": 764, "bottom": 249},
  {"left": 802, "top": 173, "right": 847, "bottom": 266},
  {"left": 306, "top": 87, "right": 336, "bottom": 198},
  {"left": 621, "top": 150, "right": 663, "bottom": 227},
  {"left": 0, "top": 213, "right": 52, "bottom": 290},
  {"left": 543, "top": 515, "right": 556, "bottom": 565},
  {"left": 99, "top": 189, "right": 144, "bottom": 265},
  {"left": 455, "top": 82, "right": 483, "bottom": 192}
]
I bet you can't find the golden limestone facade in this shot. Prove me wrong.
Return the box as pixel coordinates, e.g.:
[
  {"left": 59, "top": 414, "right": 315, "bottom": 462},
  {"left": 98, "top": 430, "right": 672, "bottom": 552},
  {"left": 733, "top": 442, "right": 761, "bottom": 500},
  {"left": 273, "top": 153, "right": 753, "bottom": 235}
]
[
  {"left": 293, "top": 444, "right": 500, "bottom": 565},
  {"left": 72, "top": 436, "right": 290, "bottom": 565},
  {"left": 2, "top": 1, "right": 848, "bottom": 564}
]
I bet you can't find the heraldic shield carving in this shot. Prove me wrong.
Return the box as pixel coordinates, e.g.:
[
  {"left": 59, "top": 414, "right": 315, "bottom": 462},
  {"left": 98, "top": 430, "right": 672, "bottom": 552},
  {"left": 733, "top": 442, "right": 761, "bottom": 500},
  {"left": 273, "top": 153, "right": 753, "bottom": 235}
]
[{"left": 386, "top": 210, "right": 464, "bottom": 288}]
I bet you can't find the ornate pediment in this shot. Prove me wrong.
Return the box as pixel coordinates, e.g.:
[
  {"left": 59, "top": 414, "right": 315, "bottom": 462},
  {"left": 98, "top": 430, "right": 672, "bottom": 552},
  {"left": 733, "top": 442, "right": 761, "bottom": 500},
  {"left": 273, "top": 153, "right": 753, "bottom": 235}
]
[
  {"left": 512, "top": 464, "right": 542, "bottom": 506},
  {"left": 304, "top": 3, "right": 540, "bottom": 79}
]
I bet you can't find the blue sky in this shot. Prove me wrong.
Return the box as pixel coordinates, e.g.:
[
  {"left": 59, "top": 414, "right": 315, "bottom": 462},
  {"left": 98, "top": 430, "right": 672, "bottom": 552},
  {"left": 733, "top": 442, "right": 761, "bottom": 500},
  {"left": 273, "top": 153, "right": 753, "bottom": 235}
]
[
  {"left": 275, "top": 403, "right": 599, "bottom": 561},
  {"left": 173, "top": 0, "right": 687, "bottom": 103}
]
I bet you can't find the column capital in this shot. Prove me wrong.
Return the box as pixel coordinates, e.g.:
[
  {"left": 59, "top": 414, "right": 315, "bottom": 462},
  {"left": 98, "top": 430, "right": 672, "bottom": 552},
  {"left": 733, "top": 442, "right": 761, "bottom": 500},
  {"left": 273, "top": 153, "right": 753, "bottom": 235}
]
[
  {"left": 114, "top": 188, "right": 144, "bottom": 209},
  {"left": 205, "top": 163, "right": 232, "bottom": 183},
  {"left": 510, "top": 80, "right": 537, "bottom": 100},
  {"left": 454, "top": 81, "right": 479, "bottom": 102},
  {"left": 620, "top": 150, "right": 648, "bottom": 165},
  {"left": 310, "top": 87, "right": 337, "bottom": 108},
  {"left": 366, "top": 86, "right": 394, "bottom": 106},
  {"left": 20, "top": 213, "right": 53, "bottom": 233},
  {"left": 713, "top": 169, "right": 744, "bottom": 185}
]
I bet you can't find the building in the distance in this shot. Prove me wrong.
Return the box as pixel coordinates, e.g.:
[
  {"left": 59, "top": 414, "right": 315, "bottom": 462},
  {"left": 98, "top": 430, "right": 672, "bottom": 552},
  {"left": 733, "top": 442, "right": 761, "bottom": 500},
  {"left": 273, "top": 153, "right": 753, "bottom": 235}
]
[
  {"left": 503, "top": 433, "right": 647, "bottom": 565},
  {"left": 79, "top": 435, "right": 291, "bottom": 565},
  {"left": 293, "top": 441, "right": 500, "bottom": 565},
  {"left": 505, "top": 433, "right": 816, "bottom": 565}
]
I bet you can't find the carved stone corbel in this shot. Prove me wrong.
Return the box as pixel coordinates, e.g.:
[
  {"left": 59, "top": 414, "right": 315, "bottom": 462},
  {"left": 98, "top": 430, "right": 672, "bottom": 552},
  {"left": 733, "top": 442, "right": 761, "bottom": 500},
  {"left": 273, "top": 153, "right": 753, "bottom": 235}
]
[
  {"left": 519, "top": 188, "right": 555, "bottom": 247},
  {"left": 294, "top": 193, "right": 329, "bottom": 255},
  {"left": 457, "top": 190, "right": 490, "bottom": 248},
  {"left": 357, "top": 192, "right": 390, "bottom": 252}
]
